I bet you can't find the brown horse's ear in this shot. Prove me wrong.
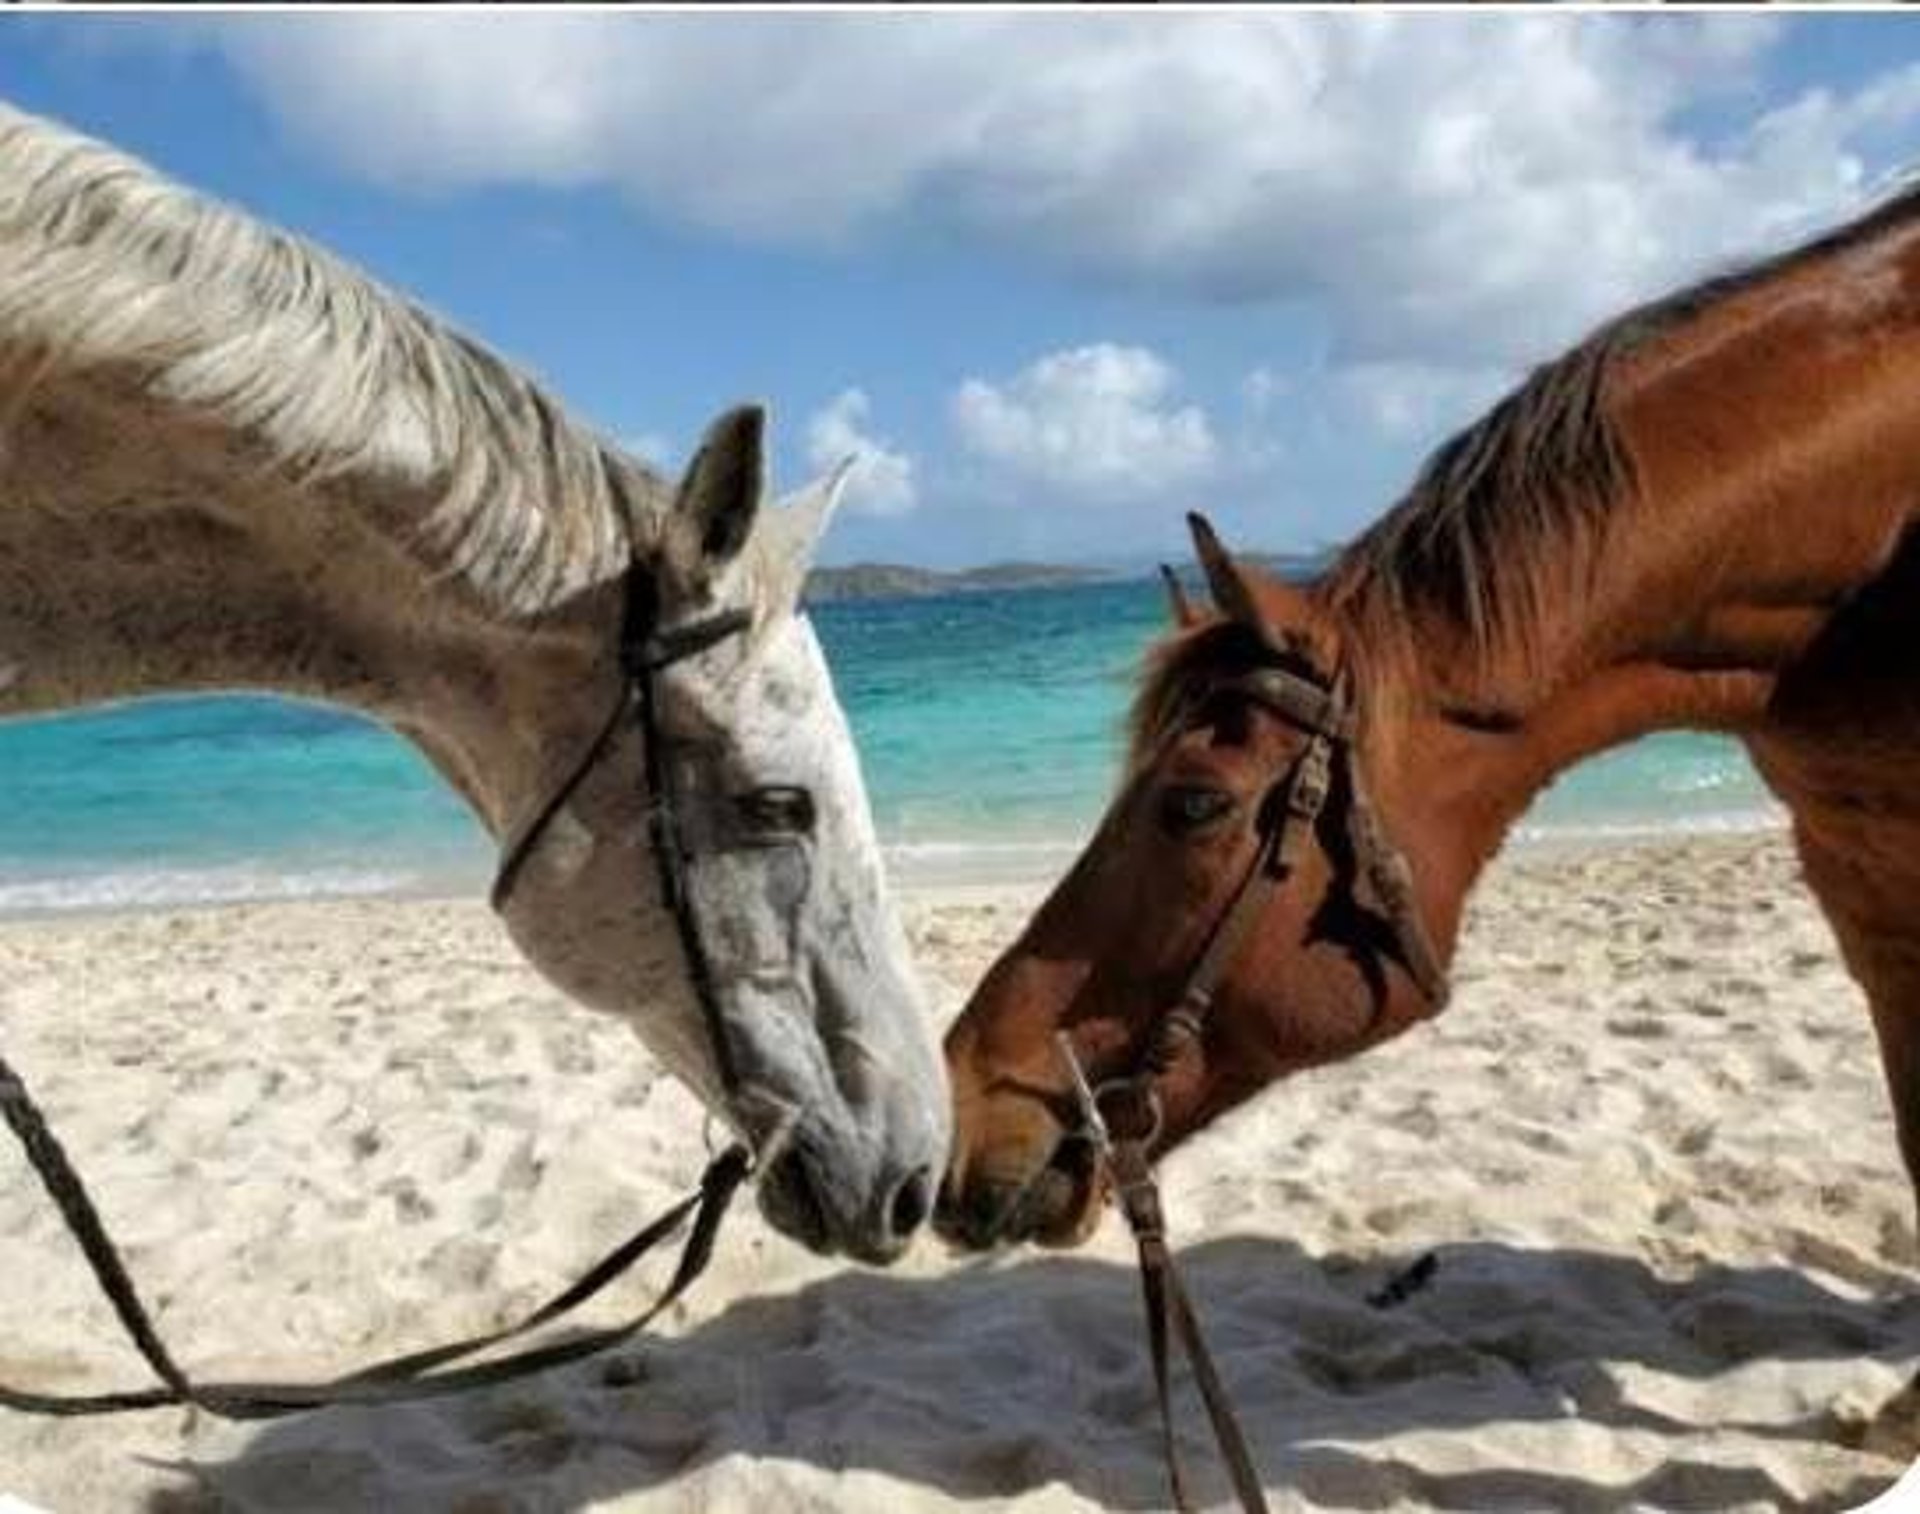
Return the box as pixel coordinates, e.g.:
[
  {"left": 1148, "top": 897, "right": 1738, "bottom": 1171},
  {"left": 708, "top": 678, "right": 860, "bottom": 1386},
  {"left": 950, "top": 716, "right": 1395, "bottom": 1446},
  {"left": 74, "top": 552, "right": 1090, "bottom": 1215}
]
[
  {"left": 1187, "top": 512, "right": 1265, "bottom": 631},
  {"left": 1157, "top": 563, "right": 1198, "bottom": 628}
]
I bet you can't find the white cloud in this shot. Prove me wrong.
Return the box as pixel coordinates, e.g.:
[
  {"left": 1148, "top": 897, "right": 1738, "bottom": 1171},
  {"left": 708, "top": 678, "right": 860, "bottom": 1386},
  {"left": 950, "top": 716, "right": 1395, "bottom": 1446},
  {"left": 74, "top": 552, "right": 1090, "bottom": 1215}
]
[
  {"left": 1241, "top": 366, "right": 1289, "bottom": 417},
  {"left": 952, "top": 344, "right": 1217, "bottom": 500},
  {"left": 195, "top": 15, "right": 1920, "bottom": 372},
  {"left": 1332, "top": 361, "right": 1509, "bottom": 442},
  {"left": 804, "top": 388, "right": 916, "bottom": 517}
]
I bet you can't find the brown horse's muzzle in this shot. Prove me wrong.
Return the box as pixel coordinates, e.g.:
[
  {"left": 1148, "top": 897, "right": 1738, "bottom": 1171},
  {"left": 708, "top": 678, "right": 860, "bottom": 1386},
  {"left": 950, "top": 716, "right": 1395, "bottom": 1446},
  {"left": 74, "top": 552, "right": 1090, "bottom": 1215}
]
[
  {"left": 935, "top": 1026, "right": 1108, "bottom": 1250},
  {"left": 934, "top": 1121, "right": 1105, "bottom": 1250}
]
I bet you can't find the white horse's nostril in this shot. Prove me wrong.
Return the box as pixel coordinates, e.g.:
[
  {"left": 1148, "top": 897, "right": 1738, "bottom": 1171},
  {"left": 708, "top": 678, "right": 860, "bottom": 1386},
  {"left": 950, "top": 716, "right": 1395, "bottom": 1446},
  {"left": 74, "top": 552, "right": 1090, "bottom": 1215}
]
[{"left": 886, "top": 1164, "right": 935, "bottom": 1241}]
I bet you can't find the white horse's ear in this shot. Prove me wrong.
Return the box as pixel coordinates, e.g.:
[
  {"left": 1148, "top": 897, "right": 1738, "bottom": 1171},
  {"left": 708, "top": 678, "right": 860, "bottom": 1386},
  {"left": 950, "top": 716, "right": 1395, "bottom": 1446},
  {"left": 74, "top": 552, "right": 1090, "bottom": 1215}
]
[
  {"left": 672, "top": 405, "right": 767, "bottom": 579},
  {"left": 764, "top": 455, "right": 854, "bottom": 613}
]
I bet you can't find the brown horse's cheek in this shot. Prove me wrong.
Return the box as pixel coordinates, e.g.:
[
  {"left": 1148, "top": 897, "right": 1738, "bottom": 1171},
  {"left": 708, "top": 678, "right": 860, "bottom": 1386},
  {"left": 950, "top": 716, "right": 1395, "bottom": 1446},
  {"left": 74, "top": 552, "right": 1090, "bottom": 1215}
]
[{"left": 1174, "top": 1051, "right": 1273, "bottom": 1146}]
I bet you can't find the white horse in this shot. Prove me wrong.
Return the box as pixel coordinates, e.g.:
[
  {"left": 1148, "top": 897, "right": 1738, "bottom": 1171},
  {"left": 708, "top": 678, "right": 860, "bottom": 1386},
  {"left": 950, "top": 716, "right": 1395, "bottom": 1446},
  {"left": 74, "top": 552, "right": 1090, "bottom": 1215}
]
[{"left": 0, "top": 102, "right": 948, "bottom": 1265}]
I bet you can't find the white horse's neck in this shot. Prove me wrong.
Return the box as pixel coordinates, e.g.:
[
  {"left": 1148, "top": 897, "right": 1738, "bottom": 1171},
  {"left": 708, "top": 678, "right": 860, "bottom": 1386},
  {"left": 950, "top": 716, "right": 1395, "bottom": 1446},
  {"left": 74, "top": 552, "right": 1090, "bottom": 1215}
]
[
  {"left": 0, "top": 101, "right": 666, "bottom": 843},
  {"left": 0, "top": 365, "right": 636, "bottom": 848}
]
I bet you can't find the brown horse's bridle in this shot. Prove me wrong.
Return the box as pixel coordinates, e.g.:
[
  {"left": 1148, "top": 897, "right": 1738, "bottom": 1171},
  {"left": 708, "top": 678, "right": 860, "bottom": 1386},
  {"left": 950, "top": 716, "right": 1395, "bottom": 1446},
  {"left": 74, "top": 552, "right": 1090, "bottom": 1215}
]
[
  {"left": 1055, "top": 651, "right": 1450, "bottom": 1514},
  {"left": 1140, "top": 655, "right": 1447, "bottom": 1104}
]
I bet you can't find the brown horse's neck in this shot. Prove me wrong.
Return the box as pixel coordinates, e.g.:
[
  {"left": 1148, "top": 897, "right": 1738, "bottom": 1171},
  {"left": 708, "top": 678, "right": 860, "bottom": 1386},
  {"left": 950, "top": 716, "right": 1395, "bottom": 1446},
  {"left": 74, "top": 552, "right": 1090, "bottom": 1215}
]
[{"left": 1325, "top": 217, "right": 1920, "bottom": 955}]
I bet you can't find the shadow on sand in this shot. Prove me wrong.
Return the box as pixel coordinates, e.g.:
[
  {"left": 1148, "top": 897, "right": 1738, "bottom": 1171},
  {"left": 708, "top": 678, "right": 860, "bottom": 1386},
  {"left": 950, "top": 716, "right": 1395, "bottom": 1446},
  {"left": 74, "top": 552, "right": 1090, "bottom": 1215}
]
[{"left": 143, "top": 1236, "right": 1918, "bottom": 1512}]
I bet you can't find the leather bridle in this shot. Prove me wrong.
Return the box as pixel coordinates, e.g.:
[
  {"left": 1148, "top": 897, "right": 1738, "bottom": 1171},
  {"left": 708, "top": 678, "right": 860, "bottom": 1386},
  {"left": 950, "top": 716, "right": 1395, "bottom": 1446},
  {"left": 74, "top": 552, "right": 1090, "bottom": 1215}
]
[
  {"left": 1055, "top": 650, "right": 1450, "bottom": 1514},
  {"left": 1093, "top": 652, "right": 1449, "bottom": 1145},
  {"left": 0, "top": 554, "right": 813, "bottom": 1419},
  {"left": 491, "top": 566, "right": 771, "bottom": 1101}
]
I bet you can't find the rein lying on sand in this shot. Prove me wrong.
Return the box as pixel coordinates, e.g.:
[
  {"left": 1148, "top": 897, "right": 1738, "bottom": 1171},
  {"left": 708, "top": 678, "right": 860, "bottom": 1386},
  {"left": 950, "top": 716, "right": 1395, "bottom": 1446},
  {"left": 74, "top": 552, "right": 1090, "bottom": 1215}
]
[
  {"left": 1035, "top": 642, "right": 1458, "bottom": 1512},
  {"left": 0, "top": 1050, "right": 747, "bottom": 1419},
  {"left": 0, "top": 558, "right": 775, "bottom": 1420},
  {"left": 1056, "top": 1034, "right": 1271, "bottom": 1514}
]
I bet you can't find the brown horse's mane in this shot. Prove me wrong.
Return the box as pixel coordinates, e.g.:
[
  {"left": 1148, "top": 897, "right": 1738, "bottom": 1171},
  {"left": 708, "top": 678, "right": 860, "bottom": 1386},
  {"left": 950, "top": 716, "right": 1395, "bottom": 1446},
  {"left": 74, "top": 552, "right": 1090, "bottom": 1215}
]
[
  {"left": 1319, "top": 178, "right": 1920, "bottom": 682},
  {"left": 1127, "top": 182, "right": 1920, "bottom": 765}
]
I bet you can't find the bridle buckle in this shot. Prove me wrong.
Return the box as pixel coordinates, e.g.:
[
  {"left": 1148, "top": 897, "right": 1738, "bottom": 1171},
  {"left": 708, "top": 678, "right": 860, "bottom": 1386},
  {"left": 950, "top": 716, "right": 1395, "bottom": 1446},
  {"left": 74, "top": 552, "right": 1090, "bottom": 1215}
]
[{"left": 1284, "top": 736, "right": 1335, "bottom": 822}]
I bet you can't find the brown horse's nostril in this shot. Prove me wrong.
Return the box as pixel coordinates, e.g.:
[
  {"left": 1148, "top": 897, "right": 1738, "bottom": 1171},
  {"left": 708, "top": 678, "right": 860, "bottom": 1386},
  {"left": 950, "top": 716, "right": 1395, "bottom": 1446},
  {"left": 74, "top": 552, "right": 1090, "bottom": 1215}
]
[
  {"left": 932, "top": 1173, "right": 1023, "bottom": 1250},
  {"left": 886, "top": 1164, "right": 934, "bottom": 1240}
]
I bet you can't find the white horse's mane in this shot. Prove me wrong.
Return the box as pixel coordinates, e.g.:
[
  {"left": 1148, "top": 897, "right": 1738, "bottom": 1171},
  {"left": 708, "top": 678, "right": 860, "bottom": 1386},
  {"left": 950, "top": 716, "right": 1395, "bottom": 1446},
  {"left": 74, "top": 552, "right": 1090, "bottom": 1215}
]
[{"left": 0, "top": 101, "right": 664, "bottom": 615}]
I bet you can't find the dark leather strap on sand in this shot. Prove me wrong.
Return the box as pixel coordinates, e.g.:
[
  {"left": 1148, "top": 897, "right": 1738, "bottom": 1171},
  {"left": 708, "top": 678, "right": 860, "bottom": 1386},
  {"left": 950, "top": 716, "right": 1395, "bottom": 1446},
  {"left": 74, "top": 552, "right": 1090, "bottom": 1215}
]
[
  {"left": 1045, "top": 655, "right": 1454, "bottom": 1511},
  {"left": 1054, "top": 1034, "right": 1269, "bottom": 1513},
  {"left": 0, "top": 564, "right": 764, "bottom": 1421},
  {"left": 1109, "top": 1134, "right": 1271, "bottom": 1514},
  {"left": 0, "top": 1046, "right": 748, "bottom": 1419}
]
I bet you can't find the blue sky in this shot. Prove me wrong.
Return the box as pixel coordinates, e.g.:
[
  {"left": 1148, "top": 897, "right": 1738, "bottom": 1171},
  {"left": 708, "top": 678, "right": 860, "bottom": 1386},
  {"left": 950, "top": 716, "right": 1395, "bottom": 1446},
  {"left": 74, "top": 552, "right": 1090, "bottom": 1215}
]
[{"left": 8, "top": 11, "right": 1920, "bottom": 567}]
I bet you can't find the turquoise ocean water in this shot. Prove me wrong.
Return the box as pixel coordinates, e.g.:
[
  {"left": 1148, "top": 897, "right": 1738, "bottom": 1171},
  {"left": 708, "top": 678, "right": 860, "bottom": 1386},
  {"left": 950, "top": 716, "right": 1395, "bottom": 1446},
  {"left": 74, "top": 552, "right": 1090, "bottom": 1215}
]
[{"left": 0, "top": 578, "right": 1780, "bottom": 913}]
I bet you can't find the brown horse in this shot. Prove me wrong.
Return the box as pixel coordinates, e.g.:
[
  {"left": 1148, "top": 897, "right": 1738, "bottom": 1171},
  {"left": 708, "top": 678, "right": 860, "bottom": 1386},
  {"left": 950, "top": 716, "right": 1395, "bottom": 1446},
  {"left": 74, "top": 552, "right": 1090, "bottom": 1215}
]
[{"left": 936, "top": 184, "right": 1920, "bottom": 1255}]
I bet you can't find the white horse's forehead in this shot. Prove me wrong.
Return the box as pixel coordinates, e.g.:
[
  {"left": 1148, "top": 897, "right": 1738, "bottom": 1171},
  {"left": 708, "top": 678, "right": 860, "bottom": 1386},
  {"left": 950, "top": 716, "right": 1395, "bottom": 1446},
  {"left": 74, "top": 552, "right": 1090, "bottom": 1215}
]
[{"left": 733, "top": 617, "right": 837, "bottom": 750}]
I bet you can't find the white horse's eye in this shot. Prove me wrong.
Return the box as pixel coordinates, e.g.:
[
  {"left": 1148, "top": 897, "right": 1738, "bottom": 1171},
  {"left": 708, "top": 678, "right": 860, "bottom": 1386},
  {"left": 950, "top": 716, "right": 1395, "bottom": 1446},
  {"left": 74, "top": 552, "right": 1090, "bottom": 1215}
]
[{"left": 735, "top": 786, "right": 815, "bottom": 837}]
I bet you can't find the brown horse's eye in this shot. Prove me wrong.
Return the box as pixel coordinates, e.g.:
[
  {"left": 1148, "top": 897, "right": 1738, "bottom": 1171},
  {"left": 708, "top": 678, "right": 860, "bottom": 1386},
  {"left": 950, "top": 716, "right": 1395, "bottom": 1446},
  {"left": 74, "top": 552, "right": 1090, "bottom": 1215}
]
[{"left": 1158, "top": 784, "right": 1235, "bottom": 834}]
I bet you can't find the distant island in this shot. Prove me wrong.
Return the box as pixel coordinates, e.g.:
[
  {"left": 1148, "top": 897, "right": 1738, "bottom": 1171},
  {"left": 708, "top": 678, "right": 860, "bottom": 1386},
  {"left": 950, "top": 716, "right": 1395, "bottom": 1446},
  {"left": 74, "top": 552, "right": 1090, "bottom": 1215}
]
[
  {"left": 804, "top": 561, "right": 1106, "bottom": 603},
  {"left": 801, "top": 550, "right": 1333, "bottom": 604}
]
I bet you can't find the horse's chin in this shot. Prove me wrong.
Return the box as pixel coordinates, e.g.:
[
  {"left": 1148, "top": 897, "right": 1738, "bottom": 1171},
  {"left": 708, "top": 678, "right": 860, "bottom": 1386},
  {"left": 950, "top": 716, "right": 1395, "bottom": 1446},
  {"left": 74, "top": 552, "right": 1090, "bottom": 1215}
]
[
  {"left": 938, "top": 1136, "right": 1106, "bottom": 1251},
  {"left": 1025, "top": 1137, "right": 1107, "bottom": 1247}
]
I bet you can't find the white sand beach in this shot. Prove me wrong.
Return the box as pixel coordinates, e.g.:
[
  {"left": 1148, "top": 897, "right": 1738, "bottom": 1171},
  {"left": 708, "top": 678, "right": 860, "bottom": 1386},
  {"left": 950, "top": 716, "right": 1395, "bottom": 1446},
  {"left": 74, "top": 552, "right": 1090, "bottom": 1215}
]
[{"left": 0, "top": 830, "right": 1915, "bottom": 1512}]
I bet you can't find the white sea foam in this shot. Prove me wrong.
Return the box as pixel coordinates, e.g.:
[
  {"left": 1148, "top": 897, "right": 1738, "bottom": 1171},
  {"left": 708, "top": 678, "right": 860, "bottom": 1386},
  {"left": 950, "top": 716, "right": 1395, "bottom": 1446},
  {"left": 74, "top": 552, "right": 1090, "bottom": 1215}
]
[
  {"left": 1513, "top": 803, "right": 1788, "bottom": 848},
  {"left": 0, "top": 805, "right": 1794, "bottom": 919},
  {"left": 883, "top": 804, "right": 1793, "bottom": 887},
  {"left": 0, "top": 863, "right": 444, "bottom": 916},
  {"left": 884, "top": 837, "right": 1084, "bottom": 887},
  {"left": 886, "top": 838, "right": 1085, "bottom": 860}
]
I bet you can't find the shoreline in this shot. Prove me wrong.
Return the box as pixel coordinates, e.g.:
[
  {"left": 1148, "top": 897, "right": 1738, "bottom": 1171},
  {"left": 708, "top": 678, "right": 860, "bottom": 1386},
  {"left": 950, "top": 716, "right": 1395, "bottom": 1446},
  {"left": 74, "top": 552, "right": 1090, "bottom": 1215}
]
[{"left": 0, "top": 807, "right": 1792, "bottom": 922}]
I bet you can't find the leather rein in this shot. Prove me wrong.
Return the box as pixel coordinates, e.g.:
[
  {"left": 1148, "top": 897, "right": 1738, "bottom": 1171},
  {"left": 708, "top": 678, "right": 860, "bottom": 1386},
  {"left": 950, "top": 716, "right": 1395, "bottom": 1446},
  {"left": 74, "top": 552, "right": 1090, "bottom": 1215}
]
[
  {"left": 0, "top": 561, "right": 776, "bottom": 1420},
  {"left": 1056, "top": 653, "right": 1449, "bottom": 1514}
]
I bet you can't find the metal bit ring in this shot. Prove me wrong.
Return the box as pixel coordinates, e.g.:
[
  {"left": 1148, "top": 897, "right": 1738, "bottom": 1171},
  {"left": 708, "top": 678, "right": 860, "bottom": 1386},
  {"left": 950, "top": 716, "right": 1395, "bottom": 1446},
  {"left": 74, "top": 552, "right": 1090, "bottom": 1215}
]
[{"left": 1093, "top": 1077, "right": 1165, "bottom": 1148}]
